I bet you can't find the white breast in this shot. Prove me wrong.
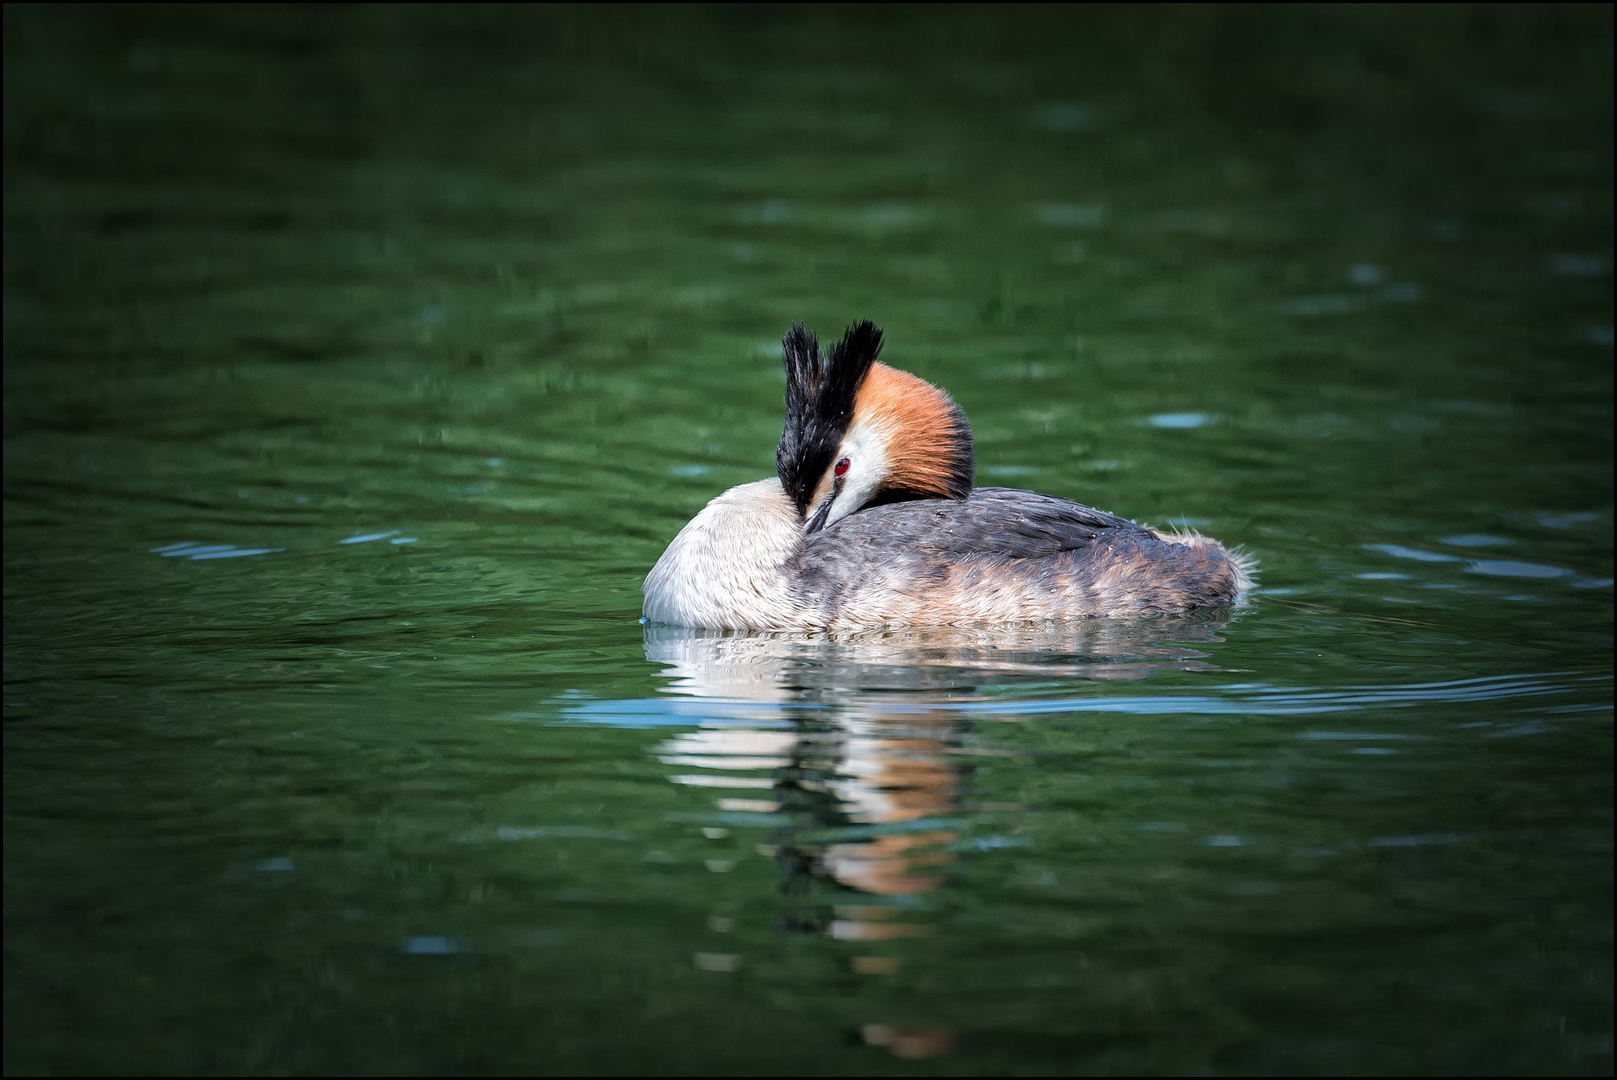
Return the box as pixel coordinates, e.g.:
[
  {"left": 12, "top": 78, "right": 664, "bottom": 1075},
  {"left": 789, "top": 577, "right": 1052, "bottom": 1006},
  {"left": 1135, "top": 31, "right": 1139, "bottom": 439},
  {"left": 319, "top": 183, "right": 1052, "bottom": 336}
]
[{"left": 642, "top": 479, "right": 809, "bottom": 630}]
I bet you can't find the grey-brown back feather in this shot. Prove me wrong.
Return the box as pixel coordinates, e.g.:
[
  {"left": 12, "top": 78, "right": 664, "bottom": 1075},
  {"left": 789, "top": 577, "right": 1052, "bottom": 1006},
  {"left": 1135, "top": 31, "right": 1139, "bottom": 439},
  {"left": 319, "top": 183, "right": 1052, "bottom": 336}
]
[
  {"left": 802, "top": 487, "right": 1141, "bottom": 563},
  {"left": 794, "top": 487, "right": 1242, "bottom": 622}
]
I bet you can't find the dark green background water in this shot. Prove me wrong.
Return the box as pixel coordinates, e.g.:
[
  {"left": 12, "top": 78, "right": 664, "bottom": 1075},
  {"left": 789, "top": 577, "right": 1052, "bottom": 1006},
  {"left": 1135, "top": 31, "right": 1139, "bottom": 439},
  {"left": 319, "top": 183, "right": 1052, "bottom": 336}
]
[{"left": 4, "top": 6, "right": 1611, "bottom": 1075}]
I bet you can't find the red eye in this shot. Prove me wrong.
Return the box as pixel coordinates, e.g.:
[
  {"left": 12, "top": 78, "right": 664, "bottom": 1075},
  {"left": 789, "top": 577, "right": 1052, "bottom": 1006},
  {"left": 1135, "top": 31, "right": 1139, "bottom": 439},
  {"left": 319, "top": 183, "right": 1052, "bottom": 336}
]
[{"left": 834, "top": 457, "right": 850, "bottom": 478}]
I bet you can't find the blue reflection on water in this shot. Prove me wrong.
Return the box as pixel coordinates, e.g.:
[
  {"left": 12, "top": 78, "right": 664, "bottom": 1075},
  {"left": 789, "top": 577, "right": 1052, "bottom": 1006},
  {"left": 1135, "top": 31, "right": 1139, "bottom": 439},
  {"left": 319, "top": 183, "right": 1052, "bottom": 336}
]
[
  {"left": 1366, "top": 543, "right": 1460, "bottom": 562},
  {"left": 151, "top": 542, "right": 284, "bottom": 560},
  {"left": 1148, "top": 412, "right": 1212, "bottom": 429},
  {"left": 399, "top": 936, "right": 468, "bottom": 955},
  {"left": 556, "top": 672, "right": 1604, "bottom": 725},
  {"left": 1467, "top": 560, "right": 1571, "bottom": 579}
]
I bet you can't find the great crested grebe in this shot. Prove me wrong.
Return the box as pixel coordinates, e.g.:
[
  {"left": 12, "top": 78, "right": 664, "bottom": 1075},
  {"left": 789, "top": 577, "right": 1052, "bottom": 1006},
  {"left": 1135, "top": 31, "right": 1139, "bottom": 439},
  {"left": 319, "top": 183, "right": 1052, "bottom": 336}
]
[{"left": 644, "top": 321, "right": 1253, "bottom": 629}]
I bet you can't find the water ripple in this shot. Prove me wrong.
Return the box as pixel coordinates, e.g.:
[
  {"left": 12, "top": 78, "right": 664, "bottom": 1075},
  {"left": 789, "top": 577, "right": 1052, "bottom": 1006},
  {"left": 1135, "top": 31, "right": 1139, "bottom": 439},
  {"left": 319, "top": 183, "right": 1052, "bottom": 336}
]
[{"left": 555, "top": 673, "right": 1606, "bottom": 726}]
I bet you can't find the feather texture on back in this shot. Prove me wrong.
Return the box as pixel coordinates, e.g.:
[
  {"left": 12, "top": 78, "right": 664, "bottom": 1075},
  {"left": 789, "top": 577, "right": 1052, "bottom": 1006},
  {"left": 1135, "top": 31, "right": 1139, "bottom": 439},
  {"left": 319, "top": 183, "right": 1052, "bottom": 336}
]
[{"left": 794, "top": 488, "right": 1250, "bottom": 625}]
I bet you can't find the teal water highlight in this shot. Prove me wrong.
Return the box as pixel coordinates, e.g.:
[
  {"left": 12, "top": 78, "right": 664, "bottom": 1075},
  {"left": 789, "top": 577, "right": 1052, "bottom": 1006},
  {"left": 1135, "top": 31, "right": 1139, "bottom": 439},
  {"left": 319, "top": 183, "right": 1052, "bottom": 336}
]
[{"left": 4, "top": 6, "right": 1611, "bottom": 1075}]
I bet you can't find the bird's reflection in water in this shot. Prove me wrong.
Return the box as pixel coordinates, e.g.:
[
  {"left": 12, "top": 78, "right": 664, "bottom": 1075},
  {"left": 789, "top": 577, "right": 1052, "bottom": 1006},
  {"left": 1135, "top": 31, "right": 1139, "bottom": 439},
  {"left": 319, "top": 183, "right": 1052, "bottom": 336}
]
[
  {"left": 645, "top": 614, "right": 1232, "bottom": 1057},
  {"left": 647, "top": 611, "right": 1232, "bottom": 700}
]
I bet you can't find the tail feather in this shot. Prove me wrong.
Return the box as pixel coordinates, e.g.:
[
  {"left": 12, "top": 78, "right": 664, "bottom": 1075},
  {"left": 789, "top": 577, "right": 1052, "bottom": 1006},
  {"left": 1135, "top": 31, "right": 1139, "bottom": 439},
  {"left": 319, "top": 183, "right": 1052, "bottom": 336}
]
[{"left": 1151, "top": 526, "right": 1258, "bottom": 602}]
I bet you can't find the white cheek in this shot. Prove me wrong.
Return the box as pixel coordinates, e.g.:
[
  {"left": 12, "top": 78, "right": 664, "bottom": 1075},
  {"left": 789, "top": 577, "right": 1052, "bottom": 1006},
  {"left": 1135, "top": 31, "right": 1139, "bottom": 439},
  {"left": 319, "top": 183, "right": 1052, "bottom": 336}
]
[
  {"left": 823, "top": 423, "right": 888, "bottom": 528},
  {"left": 840, "top": 460, "right": 882, "bottom": 508}
]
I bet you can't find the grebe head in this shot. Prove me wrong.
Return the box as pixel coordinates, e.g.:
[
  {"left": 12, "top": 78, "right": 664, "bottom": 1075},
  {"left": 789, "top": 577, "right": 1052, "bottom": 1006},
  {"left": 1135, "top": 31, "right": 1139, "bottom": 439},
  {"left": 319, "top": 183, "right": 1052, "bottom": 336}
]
[{"left": 776, "top": 321, "right": 974, "bottom": 534}]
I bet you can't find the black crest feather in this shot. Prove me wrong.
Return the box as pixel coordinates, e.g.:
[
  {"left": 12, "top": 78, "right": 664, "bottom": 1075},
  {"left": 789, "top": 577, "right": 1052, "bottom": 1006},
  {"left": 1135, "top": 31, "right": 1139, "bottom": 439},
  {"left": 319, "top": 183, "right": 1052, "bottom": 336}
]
[{"left": 776, "top": 320, "right": 882, "bottom": 515}]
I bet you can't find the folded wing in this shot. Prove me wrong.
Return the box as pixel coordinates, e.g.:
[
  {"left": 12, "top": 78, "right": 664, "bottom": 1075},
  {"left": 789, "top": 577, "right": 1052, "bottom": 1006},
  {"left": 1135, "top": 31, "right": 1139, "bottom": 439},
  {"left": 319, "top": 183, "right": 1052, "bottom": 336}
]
[
  {"left": 803, "top": 487, "right": 1144, "bottom": 561},
  {"left": 795, "top": 487, "right": 1244, "bottom": 624}
]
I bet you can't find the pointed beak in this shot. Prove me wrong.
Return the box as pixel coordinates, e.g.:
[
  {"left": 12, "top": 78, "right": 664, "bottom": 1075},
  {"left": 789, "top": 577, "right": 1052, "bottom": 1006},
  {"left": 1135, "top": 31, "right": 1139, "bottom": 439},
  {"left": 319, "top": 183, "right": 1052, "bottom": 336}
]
[
  {"left": 803, "top": 472, "right": 846, "bottom": 536},
  {"left": 803, "top": 499, "right": 833, "bottom": 535}
]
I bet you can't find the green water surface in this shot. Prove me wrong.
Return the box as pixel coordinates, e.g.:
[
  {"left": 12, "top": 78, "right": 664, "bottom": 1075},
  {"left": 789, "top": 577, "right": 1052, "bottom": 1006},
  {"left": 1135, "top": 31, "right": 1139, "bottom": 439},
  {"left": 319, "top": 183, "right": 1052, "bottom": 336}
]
[{"left": 4, "top": 7, "right": 1612, "bottom": 1075}]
